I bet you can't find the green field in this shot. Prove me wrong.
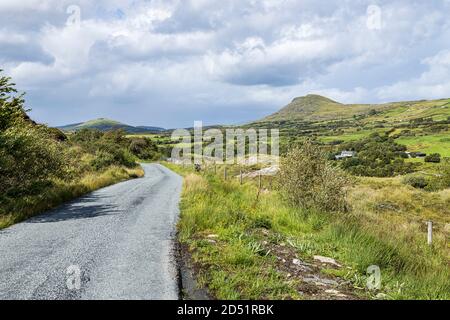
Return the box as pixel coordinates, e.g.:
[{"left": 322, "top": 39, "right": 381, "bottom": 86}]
[
  {"left": 396, "top": 134, "right": 450, "bottom": 157},
  {"left": 319, "top": 129, "right": 389, "bottom": 143}
]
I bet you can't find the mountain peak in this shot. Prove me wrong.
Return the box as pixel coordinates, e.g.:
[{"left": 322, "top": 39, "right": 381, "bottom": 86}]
[
  {"left": 260, "top": 94, "right": 344, "bottom": 122},
  {"left": 292, "top": 94, "right": 340, "bottom": 105}
]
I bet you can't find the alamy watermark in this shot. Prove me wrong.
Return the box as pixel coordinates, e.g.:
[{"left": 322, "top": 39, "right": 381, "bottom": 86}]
[
  {"left": 366, "top": 5, "right": 382, "bottom": 30},
  {"left": 366, "top": 265, "right": 382, "bottom": 290},
  {"left": 66, "top": 265, "right": 81, "bottom": 291},
  {"left": 171, "top": 122, "right": 279, "bottom": 166},
  {"left": 66, "top": 5, "right": 81, "bottom": 28}
]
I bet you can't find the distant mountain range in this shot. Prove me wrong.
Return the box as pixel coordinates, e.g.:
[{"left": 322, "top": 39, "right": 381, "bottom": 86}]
[
  {"left": 57, "top": 95, "right": 450, "bottom": 134},
  {"left": 57, "top": 118, "right": 166, "bottom": 134}
]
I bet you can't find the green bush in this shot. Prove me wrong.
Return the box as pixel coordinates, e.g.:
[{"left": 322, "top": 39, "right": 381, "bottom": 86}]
[
  {"left": 278, "top": 140, "right": 351, "bottom": 213},
  {"left": 70, "top": 128, "right": 159, "bottom": 164},
  {"left": 424, "top": 153, "right": 441, "bottom": 163},
  {"left": 0, "top": 119, "right": 67, "bottom": 196},
  {"left": 129, "top": 137, "right": 159, "bottom": 160},
  {"left": 1, "top": 70, "right": 140, "bottom": 200},
  {"left": 0, "top": 71, "right": 67, "bottom": 196},
  {"left": 402, "top": 175, "right": 428, "bottom": 189},
  {"left": 339, "top": 133, "right": 416, "bottom": 177},
  {"left": 439, "top": 160, "right": 450, "bottom": 188},
  {"left": 426, "top": 160, "right": 450, "bottom": 191}
]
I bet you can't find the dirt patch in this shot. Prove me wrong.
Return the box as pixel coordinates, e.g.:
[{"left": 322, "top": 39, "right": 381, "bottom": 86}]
[
  {"left": 177, "top": 241, "right": 212, "bottom": 300},
  {"left": 260, "top": 236, "right": 363, "bottom": 300},
  {"left": 178, "top": 229, "right": 366, "bottom": 300}
]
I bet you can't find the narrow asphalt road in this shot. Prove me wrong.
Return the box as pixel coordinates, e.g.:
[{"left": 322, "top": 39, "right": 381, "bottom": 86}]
[{"left": 0, "top": 163, "right": 183, "bottom": 300}]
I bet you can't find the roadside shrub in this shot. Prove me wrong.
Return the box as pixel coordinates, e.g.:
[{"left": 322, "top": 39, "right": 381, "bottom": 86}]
[
  {"left": 278, "top": 140, "right": 351, "bottom": 213},
  {"left": 91, "top": 150, "right": 116, "bottom": 170},
  {"left": 424, "top": 153, "right": 441, "bottom": 163},
  {"left": 129, "top": 137, "right": 159, "bottom": 160},
  {"left": 91, "top": 147, "right": 135, "bottom": 170},
  {"left": 0, "top": 122, "right": 67, "bottom": 196}
]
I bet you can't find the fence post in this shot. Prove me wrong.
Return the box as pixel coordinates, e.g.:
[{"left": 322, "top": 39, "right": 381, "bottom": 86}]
[
  {"left": 259, "top": 173, "right": 262, "bottom": 190},
  {"left": 224, "top": 167, "right": 227, "bottom": 181},
  {"left": 427, "top": 221, "right": 433, "bottom": 245},
  {"left": 240, "top": 169, "right": 243, "bottom": 185}
]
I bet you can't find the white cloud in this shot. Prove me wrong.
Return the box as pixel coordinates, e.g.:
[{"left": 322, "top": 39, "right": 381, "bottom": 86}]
[
  {"left": 377, "top": 50, "right": 450, "bottom": 101},
  {"left": 1, "top": 0, "right": 450, "bottom": 127}
]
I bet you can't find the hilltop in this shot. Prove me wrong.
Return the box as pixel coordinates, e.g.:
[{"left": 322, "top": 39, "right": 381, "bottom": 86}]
[
  {"left": 260, "top": 94, "right": 450, "bottom": 123},
  {"left": 247, "top": 94, "right": 450, "bottom": 157},
  {"left": 58, "top": 118, "right": 165, "bottom": 134}
]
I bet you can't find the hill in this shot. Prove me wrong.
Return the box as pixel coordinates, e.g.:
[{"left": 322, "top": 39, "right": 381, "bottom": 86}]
[
  {"left": 248, "top": 95, "right": 450, "bottom": 157},
  {"left": 58, "top": 118, "right": 165, "bottom": 134},
  {"left": 260, "top": 94, "right": 450, "bottom": 123}
]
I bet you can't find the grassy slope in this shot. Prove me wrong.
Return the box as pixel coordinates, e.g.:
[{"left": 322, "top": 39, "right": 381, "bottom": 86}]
[
  {"left": 255, "top": 95, "right": 450, "bottom": 157},
  {"left": 129, "top": 97, "right": 449, "bottom": 161},
  {"left": 59, "top": 118, "right": 165, "bottom": 133},
  {"left": 261, "top": 95, "right": 450, "bottom": 123},
  {"left": 166, "top": 163, "right": 449, "bottom": 300},
  {"left": 59, "top": 118, "right": 127, "bottom": 131},
  {"left": 0, "top": 166, "right": 144, "bottom": 229}
]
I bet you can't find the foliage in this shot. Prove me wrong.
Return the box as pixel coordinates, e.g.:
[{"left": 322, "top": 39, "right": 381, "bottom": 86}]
[
  {"left": 402, "top": 175, "right": 428, "bottom": 189},
  {"left": 0, "top": 72, "right": 67, "bottom": 197},
  {"left": 128, "top": 137, "right": 160, "bottom": 160},
  {"left": 425, "top": 159, "right": 450, "bottom": 191},
  {"left": 424, "top": 153, "right": 441, "bottom": 163},
  {"left": 339, "top": 133, "right": 416, "bottom": 177},
  {"left": 278, "top": 140, "right": 351, "bottom": 212},
  {"left": 0, "top": 70, "right": 146, "bottom": 227},
  {"left": 71, "top": 128, "right": 160, "bottom": 167},
  {"left": 169, "top": 163, "right": 450, "bottom": 300},
  {"left": 0, "top": 70, "right": 26, "bottom": 131},
  {"left": 0, "top": 123, "right": 67, "bottom": 196}
]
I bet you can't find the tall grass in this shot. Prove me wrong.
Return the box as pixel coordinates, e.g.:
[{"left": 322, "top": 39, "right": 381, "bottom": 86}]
[{"left": 167, "top": 163, "right": 449, "bottom": 300}]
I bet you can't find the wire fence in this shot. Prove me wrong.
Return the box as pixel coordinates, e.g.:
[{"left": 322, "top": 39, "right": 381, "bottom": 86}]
[{"left": 175, "top": 162, "right": 449, "bottom": 246}]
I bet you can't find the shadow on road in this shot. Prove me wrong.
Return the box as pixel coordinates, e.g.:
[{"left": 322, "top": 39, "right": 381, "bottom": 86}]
[{"left": 26, "top": 194, "right": 122, "bottom": 224}]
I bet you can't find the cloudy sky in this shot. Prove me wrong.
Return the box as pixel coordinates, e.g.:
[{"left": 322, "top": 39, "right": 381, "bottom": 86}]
[{"left": 1, "top": 0, "right": 450, "bottom": 128}]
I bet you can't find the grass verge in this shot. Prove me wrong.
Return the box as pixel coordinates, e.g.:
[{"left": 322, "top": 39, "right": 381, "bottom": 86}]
[{"left": 165, "top": 163, "right": 449, "bottom": 300}]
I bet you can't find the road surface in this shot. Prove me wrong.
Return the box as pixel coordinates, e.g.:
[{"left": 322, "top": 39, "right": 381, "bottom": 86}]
[{"left": 0, "top": 164, "right": 183, "bottom": 300}]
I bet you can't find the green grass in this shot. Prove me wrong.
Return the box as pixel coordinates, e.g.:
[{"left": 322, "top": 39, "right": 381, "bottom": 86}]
[
  {"left": 396, "top": 134, "right": 450, "bottom": 157},
  {"left": 59, "top": 118, "right": 165, "bottom": 134},
  {"left": 319, "top": 129, "right": 389, "bottom": 143},
  {"left": 167, "top": 163, "right": 449, "bottom": 300}
]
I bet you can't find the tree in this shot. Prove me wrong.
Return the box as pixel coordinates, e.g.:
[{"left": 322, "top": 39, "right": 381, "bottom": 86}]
[
  {"left": 338, "top": 133, "right": 415, "bottom": 177},
  {"left": 0, "top": 70, "right": 27, "bottom": 131},
  {"left": 278, "top": 140, "right": 351, "bottom": 213},
  {"left": 0, "top": 70, "right": 66, "bottom": 196}
]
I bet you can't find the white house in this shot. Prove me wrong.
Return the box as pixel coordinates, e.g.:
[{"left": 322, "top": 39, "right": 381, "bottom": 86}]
[{"left": 335, "top": 151, "right": 357, "bottom": 160}]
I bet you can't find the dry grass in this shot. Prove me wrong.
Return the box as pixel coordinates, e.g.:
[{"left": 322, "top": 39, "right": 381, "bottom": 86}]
[
  {"left": 184, "top": 174, "right": 209, "bottom": 193},
  {"left": 348, "top": 177, "right": 449, "bottom": 282},
  {"left": 350, "top": 177, "right": 450, "bottom": 224},
  {"left": 167, "top": 162, "right": 450, "bottom": 299}
]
